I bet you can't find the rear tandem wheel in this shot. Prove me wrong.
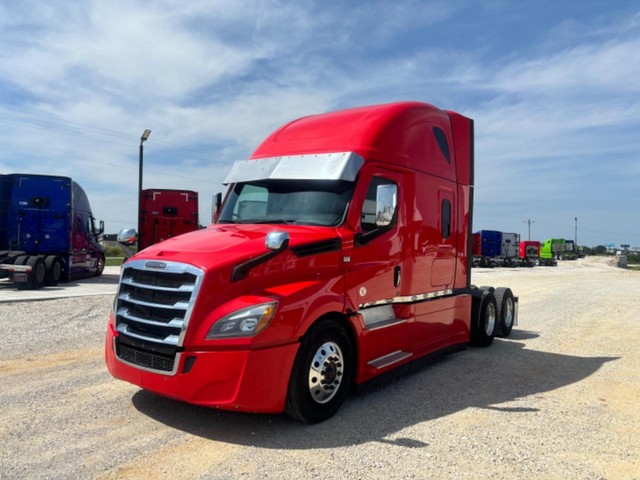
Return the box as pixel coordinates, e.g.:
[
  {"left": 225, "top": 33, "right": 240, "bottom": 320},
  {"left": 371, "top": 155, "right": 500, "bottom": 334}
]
[
  {"left": 495, "top": 287, "right": 515, "bottom": 337},
  {"left": 470, "top": 291, "right": 497, "bottom": 347}
]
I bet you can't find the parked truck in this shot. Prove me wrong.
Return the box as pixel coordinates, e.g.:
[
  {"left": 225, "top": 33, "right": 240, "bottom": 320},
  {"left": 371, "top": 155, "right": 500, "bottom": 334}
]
[
  {"left": 563, "top": 239, "right": 577, "bottom": 260},
  {"left": 472, "top": 230, "right": 501, "bottom": 267},
  {"left": 105, "top": 101, "right": 518, "bottom": 423},
  {"left": 0, "top": 173, "right": 105, "bottom": 289},
  {"left": 540, "top": 238, "right": 565, "bottom": 266},
  {"left": 519, "top": 240, "right": 541, "bottom": 267},
  {"left": 138, "top": 188, "right": 199, "bottom": 251},
  {"left": 500, "top": 232, "right": 520, "bottom": 267}
]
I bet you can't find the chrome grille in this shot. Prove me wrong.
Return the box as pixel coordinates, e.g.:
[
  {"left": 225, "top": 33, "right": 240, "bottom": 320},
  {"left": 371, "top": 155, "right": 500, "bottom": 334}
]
[{"left": 114, "top": 259, "right": 203, "bottom": 375}]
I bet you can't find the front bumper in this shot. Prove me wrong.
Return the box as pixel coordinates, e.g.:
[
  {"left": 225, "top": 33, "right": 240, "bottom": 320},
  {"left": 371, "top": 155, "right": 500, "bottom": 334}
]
[{"left": 105, "top": 321, "right": 299, "bottom": 413}]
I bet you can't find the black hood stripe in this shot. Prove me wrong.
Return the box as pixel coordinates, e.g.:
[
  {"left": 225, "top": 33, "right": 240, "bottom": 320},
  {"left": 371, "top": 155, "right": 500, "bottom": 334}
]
[{"left": 291, "top": 238, "right": 341, "bottom": 257}]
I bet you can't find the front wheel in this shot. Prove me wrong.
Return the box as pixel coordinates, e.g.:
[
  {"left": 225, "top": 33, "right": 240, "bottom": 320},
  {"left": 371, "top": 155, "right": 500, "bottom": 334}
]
[
  {"left": 285, "top": 319, "right": 354, "bottom": 424},
  {"left": 95, "top": 254, "right": 105, "bottom": 276}
]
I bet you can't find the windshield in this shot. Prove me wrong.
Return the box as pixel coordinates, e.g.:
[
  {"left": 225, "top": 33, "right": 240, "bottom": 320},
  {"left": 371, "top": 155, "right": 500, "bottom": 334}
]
[{"left": 218, "top": 179, "right": 354, "bottom": 226}]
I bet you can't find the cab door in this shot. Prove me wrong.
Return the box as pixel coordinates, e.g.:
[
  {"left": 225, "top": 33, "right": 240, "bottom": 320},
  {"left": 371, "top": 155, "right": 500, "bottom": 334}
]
[
  {"left": 343, "top": 166, "right": 413, "bottom": 381},
  {"left": 411, "top": 182, "right": 458, "bottom": 356}
]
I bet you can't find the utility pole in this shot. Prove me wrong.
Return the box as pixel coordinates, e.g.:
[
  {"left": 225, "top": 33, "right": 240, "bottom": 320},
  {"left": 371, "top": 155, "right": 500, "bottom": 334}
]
[
  {"left": 523, "top": 219, "right": 535, "bottom": 241},
  {"left": 575, "top": 217, "right": 578, "bottom": 246}
]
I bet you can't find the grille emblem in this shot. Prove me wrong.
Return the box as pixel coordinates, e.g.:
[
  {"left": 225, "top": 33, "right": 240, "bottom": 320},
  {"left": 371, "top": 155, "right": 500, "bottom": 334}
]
[{"left": 145, "top": 261, "right": 168, "bottom": 269}]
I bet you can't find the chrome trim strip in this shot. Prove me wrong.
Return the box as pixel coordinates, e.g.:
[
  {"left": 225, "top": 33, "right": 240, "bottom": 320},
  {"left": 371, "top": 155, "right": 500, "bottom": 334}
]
[
  {"left": 120, "top": 275, "right": 195, "bottom": 293},
  {"left": 367, "top": 318, "right": 406, "bottom": 331},
  {"left": 359, "top": 289, "right": 453, "bottom": 309},
  {"left": 223, "top": 152, "right": 365, "bottom": 184},
  {"left": 118, "top": 292, "right": 190, "bottom": 310},
  {"left": 367, "top": 350, "right": 412, "bottom": 370},
  {"left": 117, "top": 308, "right": 184, "bottom": 329},
  {"left": 116, "top": 323, "right": 179, "bottom": 346}
]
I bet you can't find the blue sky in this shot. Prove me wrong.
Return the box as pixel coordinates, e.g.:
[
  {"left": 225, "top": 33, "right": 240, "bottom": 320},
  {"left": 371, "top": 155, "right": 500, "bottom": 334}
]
[{"left": 1, "top": 0, "right": 639, "bottom": 247}]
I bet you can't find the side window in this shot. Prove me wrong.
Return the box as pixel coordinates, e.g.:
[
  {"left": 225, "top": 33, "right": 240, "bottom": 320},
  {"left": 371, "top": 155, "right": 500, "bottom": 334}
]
[
  {"left": 433, "top": 127, "right": 451, "bottom": 164},
  {"left": 441, "top": 199, "right": 451, "bottom": 238},
  {"left": 361, "top": 177, "right": 397, "bottom": 232}
]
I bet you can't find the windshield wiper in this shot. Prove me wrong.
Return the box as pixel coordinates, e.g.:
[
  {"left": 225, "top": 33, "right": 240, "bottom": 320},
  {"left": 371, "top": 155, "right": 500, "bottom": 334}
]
[{"left": 249, "top": 219, "right": 297, "bottom": 225}]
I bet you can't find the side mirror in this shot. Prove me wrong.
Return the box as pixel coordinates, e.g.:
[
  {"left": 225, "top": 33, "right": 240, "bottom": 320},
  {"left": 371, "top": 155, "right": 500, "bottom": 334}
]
[
  {"left": 212, "top": 192, "right": 222, "bottom": 223},
  {"left": 98, "top": 220, "right": 105, "bottom": 235},
  {"left": 266, "top": 231, "right": 289, "bottom": 251},
  {"left": 117, "top": 228, "right": 137, "bottom": 246}
]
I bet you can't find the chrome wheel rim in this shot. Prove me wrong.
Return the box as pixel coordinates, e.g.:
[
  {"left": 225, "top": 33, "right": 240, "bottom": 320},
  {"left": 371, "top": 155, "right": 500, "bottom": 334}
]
[
  {"left": 504, "top": 298, "right": 514, "bottom": 328},
  {"left": 485, "top": 303, "right": 496, "bottom": 336},
  {"left": 308, "top": 341, "right": 344, "bottom": 404}
]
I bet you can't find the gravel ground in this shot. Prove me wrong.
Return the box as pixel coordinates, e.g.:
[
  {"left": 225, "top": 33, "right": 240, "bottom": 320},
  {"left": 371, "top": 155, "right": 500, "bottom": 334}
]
[{"left": 1, "top": 257, "right": 639, "bottom": 479}]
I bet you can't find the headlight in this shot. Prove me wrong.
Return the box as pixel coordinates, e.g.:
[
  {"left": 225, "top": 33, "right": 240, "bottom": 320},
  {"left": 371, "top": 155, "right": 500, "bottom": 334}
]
[{"left": 206, "top": 302, "right": 277, "bottom": 339}]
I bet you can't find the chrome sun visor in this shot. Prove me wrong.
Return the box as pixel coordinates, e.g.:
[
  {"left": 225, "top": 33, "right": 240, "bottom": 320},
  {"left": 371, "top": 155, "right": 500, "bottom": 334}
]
[{"left": 223, "top": 152, "right": 364, "bottom": 184}]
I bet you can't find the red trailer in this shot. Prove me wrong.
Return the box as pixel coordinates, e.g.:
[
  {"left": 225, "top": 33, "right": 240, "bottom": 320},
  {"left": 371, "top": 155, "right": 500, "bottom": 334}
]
[
  {"left": 138, "top": 189, "right": 199, "bottom": 251},
  {"left": 106, "top": 102, "right": 518, "bottom": 423}
]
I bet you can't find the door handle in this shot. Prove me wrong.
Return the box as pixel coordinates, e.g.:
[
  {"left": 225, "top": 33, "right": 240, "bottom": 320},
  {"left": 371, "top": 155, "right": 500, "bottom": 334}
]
[{"left": 394, "top": 266, "right": 401, "bottom": 287}]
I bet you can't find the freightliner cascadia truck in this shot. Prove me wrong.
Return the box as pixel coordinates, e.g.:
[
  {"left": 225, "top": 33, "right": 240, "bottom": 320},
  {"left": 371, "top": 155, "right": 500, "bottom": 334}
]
[
  {"left": 0, "top": 173, "right": 105, "bottom": 289},
  {"left": 106, "top": 102, "right": 518, "bottom": 423}
]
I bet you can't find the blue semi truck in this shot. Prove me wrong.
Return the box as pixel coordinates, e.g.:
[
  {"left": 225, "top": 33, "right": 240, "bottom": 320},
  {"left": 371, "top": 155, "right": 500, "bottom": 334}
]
[
  {"left": 0, "top": 173, "right": 105, "bottom": 289},
  {"left": 472, "top": 230, "right": 521, "bottom": 267}
]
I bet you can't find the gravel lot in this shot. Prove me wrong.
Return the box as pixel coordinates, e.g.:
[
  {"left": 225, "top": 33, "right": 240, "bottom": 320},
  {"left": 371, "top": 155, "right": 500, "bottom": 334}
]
[{"left": 1, "top": 257, "right": 639, "bottom": 479}]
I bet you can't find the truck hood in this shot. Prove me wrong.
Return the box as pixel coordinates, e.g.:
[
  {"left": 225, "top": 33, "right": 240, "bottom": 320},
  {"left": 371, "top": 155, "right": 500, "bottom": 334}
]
[{"left": 132, "top": 223, "right": 342, "bottom": 273}]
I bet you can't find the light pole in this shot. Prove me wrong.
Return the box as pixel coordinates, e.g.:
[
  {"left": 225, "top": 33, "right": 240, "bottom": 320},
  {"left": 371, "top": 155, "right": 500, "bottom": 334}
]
[{"left": 138, "top": 129, "right": 151, "bottom": 247}]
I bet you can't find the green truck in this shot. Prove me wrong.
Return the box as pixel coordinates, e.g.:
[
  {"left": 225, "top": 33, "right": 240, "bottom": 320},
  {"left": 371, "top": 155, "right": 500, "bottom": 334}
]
[{"left": 539, "top": 238, "right": 565, "bottom": 266}]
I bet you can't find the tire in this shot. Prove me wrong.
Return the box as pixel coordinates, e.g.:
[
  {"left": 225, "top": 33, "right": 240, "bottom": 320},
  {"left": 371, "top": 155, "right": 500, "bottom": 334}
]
[
  {"left": 44, "top": 256, "right": 63, "bottom": 286},
  {"left": 95, "top": 254, "right": 105, "bottom": 276},
  {"left": 18, "top": 256, "right": 46, "bottom": 290},
  {"left": 285, "top": 319, "right": 354, "bottom": 424},
  {"left": 14, "top": 255, "right": 29, "bottom": 266},
  {"left": 495, "top": 287, "right": 515, "bottom": 337},
  {"left": 470, "top": 292, "right": 497, "bottom": 347},
  {"left": 12, "top": 255, "right": 29, "bottom": 288}
]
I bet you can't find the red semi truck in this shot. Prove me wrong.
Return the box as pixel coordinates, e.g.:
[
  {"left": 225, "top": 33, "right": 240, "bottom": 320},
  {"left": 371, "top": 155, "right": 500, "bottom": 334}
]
[
  {"left": 519, "top": 240, "right": 541, "bottom": 267},
  {"left": 105, "top": 101, "right": 518, "bottom": 423}
]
